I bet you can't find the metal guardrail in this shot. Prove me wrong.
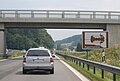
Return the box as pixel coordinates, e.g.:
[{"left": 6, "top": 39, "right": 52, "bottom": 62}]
[
  {"left": 56, "top": 53, "right": 120, "bottom": 81},
  {"left": 0, "top": 10, "right": 120, "bottom": 19}
]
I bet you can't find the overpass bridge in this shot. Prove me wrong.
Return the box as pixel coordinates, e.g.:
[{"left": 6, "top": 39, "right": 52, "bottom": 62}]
[{"left": 0, "top": 10, "right": 120, "bottom": 56}]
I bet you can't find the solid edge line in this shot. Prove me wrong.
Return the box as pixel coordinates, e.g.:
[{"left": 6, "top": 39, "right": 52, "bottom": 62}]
[
  {"left": 55, "top": 55, "right": 90, "bottom": 81},
  {"left": 0, "top": 56, "right": 22, "bottom": 62},
  {"left": 11, "top": 56, "right": 23, "bottom": 59},
  {"left": 0, "top": 59, "right": 7, "bottom": 62}
]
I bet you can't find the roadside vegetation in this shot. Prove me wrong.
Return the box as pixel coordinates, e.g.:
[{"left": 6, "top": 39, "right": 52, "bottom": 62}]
[
  {"left": 0, "top": 57, "right": 3, "bottom": 60},
  {"left": 6, "top": 29, "right": 54, "bottom": 50},
  {"left": 68, "top": 44, "right": 120, "bottom": 67},
  {"left": 64, "top": 59, "right": 112, "bottom": 81},
  {"left": 58, "top": 44, "right": 120, "bottom": 81},
  {"left": 0, "top": 50, "right": 25, "bottom": 60},
  {"left": 10, "top": 50, "right": 25, "bottom": 58}
]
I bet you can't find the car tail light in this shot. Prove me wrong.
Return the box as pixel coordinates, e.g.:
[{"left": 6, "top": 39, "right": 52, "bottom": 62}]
[
  {"left": 50, "top": 58, "right": 54, "bottom": 62},
  {"left": 23, "top": 58, "right": 26, "bottom": 62}
]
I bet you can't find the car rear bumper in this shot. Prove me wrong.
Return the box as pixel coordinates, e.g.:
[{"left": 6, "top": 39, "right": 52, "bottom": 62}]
[{"left": 23, "top": 64, "right": 54, "bottom": 70}]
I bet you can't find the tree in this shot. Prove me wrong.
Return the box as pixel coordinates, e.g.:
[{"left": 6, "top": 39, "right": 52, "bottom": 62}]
[
  {"left": 56, "top": 44, "right": 63, "bottom": 50},
  {"left": 76, "top": 43, "right": 82, "bottom": 52},
  {"left": 69, "top": 46, "right": 74, "bottom": 51},
  {"left": 6, "top": 29, "right": 54, "bottom": 50}
]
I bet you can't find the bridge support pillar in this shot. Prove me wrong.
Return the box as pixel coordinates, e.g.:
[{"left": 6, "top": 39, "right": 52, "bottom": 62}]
[
  {"left": 106, "top": 24, "right": 120, "bottom": 47},
  {"left": 0, "top": 23, "right": 6, "bottom": 58}
]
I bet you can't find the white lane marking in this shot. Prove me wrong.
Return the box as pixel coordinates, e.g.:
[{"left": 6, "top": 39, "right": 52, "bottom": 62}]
[
  {"left": 10, "top": 56, "right": 23, "bottom": 59},
  {"left": 0, "top": 59, "right": 7, "bottom": 62},
  {"left": 0, "top": 56, "right": 22, "bottom": 62},
  {"left": 55, "top": 55, "right": 90, "bottom": 81}
]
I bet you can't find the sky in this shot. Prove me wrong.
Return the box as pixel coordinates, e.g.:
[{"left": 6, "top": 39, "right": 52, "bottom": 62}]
[
  {"left": 0, "top": 0, "right": 120, "bottom": 41},
  {"left": 47, "top": 29, "right": 103, "bottom": 41}
]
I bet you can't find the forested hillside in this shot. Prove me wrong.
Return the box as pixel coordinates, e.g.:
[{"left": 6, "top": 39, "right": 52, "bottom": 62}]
[
  {"left": 6, "top": 29, "right": 54, "bottom": 50},
  {"left": 55, "top": 34, "right": 82, "bottom": 51},
  {"left": 55, "top": 34, "right": 82, "bottom": 46}
]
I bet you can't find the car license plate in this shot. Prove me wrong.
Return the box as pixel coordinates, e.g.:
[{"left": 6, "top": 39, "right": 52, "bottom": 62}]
[{"left": 34, "top": 59, "right": 44, "bottom": 63}]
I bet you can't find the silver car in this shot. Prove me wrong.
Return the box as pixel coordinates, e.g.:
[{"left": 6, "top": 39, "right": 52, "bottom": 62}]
[{"left": 23, "top": 47, "right": 54, "bottom": 74}]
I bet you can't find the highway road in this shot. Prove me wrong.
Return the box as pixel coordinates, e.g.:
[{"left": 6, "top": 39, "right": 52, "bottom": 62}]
[{"left": 0, "top": 57, "right": 82, "bottom": 81}]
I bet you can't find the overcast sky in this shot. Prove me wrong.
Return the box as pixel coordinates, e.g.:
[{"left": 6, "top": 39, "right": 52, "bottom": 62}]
[
  {"left": 0, "top": 0, "right": 120, "bottom": 10},
  {"left": 0, "top": 0, "right": 120, "bottom": 41}
]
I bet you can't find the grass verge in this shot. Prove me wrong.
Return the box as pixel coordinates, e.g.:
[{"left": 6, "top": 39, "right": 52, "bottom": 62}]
[
  {"left": 11, "top": 53, "right": 24, "bottom": 58},
  {"left": 10, "top": 50, "right": 25, "bottom": 58},
  {"left": 0, "top": 57, "right": 3, "bottom": 60}
]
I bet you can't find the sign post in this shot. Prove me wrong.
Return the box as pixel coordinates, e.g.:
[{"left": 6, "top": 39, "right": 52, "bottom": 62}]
[
  {"left": 102, "top": 49, "right": 105, "bottom": 63},
  {"left": 82, "top": 31, "right": 108, "bottom": 79}
]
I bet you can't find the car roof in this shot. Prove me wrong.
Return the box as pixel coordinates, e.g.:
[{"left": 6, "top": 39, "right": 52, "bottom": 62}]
[{"left": 28, "top": 47, "right": 49, "bottom": 51}]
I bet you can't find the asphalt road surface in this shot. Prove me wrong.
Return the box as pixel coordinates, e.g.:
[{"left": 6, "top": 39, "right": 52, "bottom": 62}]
[{"left": 0, "top": 57, "right": 82, "bottom": 81}]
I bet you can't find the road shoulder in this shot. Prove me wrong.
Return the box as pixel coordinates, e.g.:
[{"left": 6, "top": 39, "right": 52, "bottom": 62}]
[{"left": 56, "top": 55, "right": 90, "bottom": 81}]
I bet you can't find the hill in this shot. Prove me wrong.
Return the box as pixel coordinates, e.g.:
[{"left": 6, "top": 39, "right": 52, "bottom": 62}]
[
  {"left": 6, "top": 29, "right": 54, "bottom": 50},
  {"left": 55, "top": 34, "right": 82, "bottom": 49}
]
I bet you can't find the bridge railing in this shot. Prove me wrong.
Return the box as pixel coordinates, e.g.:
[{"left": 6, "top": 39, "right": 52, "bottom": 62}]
[
  {"left": 0, "top": 10, "right": 120, "bottom": 19},
  {"left": 56, "top": 53, "right": 120, "bottom": 81}
]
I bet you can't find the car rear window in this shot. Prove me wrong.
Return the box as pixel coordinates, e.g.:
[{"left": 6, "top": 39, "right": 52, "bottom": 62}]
[{"left": 27, "top": 50, "right": 50, "bottom": 56}]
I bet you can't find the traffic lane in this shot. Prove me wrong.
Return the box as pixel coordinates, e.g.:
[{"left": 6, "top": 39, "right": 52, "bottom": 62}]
[
  {"left": 0, "top": 58, "right": 22, "bottom": 80},
  {"left": 0, "top": 59, "right": 82, "bottom": 81},
  {"left": 0, "top": 56, "right": 22, "bottom": 65}
]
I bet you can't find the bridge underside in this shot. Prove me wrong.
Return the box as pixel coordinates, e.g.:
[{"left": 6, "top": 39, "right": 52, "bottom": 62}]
[{"left": 5, "top": 22, "right": 106, "bottom": 29}]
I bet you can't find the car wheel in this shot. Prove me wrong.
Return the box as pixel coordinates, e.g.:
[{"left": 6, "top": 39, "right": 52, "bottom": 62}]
[
  {"left": 23, "top": 68, "right": 27, "bottom": 74},
  {"left": 50, "top": 68, "right": 54, "bottom": 74}
]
